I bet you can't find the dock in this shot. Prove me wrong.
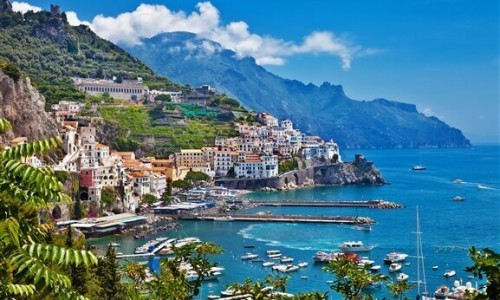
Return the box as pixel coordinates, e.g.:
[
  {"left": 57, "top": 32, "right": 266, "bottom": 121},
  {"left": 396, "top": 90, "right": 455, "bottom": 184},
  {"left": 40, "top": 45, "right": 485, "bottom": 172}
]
[
  {"left": 252, "top": 200, "right": 404, "bottom": 209},
  {"left": 177, "top": 214, "right": 373, "bottom": 225}
]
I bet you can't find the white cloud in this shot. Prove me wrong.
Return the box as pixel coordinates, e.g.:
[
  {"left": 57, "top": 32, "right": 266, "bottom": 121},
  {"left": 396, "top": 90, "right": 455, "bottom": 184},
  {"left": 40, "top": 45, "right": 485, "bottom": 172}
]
[
  {"left": 36, "top": 1, "right": 378, "bottom": 69},
  {"left": 66, "top": 11, "right": 94, "bottom": 29},
  {"left": 11, "top": 1, "right": 41, "bottom": 14},
  {"left": 422, "top": 108, "right": 435, "bottom": 116}
]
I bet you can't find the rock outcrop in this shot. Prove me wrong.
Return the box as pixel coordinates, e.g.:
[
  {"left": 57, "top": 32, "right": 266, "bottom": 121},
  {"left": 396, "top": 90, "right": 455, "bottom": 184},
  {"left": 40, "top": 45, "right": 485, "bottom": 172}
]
[
  {"left": 313, "top": 155, "right": 385, "bottom": 186},
  {"left": 0, "top": 70, "right": 59, "bottom": 141}
]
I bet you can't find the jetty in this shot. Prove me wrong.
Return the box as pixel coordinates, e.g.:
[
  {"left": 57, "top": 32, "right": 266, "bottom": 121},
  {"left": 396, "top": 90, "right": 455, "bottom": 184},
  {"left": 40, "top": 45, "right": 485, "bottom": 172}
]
[
  {"left": 177, "top": 214, "right": 374, "bottom": 225},
  {"left": 252, "top": 200, "right": 403, "bottom": 209}
]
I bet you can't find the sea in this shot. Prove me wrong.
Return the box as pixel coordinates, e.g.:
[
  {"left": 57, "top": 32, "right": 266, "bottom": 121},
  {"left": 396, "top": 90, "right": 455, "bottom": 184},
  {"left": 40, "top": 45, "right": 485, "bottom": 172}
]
[{"left": 91, "top": 145, "right": 500, "bottom": 299}]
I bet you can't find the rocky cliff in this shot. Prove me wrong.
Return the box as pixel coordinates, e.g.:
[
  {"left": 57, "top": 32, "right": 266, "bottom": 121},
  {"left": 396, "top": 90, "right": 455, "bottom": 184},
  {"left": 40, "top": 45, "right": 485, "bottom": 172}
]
[{"left": 0, "top": 70, "right": 59, "bottom": 140}]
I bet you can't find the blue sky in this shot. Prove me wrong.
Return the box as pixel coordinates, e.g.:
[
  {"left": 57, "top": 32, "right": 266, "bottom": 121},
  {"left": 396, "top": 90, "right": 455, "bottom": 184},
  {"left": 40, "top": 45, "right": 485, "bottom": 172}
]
[{"left": 15, "top": 0, "right": 500, "bottom": 143}]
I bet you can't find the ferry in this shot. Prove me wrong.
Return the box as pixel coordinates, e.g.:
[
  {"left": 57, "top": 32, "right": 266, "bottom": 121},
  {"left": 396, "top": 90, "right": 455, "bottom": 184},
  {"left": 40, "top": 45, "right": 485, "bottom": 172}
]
[{"left": 339, "top": 241, "right": 375, "bottom": 252}]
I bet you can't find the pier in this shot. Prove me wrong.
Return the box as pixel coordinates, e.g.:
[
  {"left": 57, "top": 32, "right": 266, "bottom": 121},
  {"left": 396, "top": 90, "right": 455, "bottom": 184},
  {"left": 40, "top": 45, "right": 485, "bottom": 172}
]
[
  {"left": 252, "top": 200, "right": 404, "bottom": 209},
  {"left": 177, "top": 214, "right": 374, "bottom": 225}
]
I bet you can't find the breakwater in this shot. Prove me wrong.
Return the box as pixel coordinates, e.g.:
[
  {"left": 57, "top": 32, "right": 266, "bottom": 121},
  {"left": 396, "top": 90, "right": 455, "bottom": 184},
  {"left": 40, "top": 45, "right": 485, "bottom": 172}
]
[
  {"left": 253, "top": 200, "right": 404, "bottom": 209},
  {"left": 176, "top": 214, "right": 374, "bottom": 224}
]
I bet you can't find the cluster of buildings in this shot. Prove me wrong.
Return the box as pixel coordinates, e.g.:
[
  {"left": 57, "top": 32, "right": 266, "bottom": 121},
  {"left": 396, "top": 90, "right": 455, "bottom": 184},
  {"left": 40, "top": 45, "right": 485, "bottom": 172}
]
[
  {"left": 9, "top": 87, "right": 341, "bottom": 215},
  {"left": 174, "top": 112, "right": 341, "bottom": 179}
]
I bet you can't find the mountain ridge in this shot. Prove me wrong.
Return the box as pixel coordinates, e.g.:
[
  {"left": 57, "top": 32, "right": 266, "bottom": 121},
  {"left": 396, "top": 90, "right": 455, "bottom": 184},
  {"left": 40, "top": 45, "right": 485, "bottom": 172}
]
[{"left": 123, "top": 31, "right": 471, "bottom": 149}]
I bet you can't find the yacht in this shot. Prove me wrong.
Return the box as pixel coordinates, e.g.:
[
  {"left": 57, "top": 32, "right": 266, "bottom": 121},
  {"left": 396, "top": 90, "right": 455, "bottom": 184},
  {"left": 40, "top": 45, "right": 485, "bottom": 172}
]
[
  {"left": 274, "top": 264, "right": 299, "bottom": 273},
  {"left": 313, "top": 251, "right": 341, "bottom": 263},
  {"left": 339, "top": 241, "right": 374, "bottom": 252},
  {"left": 389, "top": 263, "right": 402, "bottom": 272},
  {"left": 384, "top": 252, "right": 409, "bottom": 264},
  {"left": 241, "top": 253, "right": 259, "bottom": 260},
  {"left": 297, "top": 262, "right": 308, "bottom": 268}
]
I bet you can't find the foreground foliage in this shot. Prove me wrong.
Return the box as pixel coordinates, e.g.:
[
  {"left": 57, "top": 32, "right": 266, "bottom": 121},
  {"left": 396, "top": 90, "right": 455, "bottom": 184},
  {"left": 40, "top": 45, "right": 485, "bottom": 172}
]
[{"left": 0, "top": 118, "right": 98, "bottom": 299}]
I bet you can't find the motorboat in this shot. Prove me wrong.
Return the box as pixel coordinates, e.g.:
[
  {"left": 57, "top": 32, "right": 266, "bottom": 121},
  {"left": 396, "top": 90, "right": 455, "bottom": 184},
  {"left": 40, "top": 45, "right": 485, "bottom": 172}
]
[
  {"left": 241, "top": 253, "right": 259, "bottom": 260},
  {"left": 397, "top": 273, "right": 409, "bottom": 281},
  {"left": 354, "top": 223, "right": 372, "bottom": 231},
  {"left": 358, "top": 257, "right": 375, "bottom": 267},
  {"left": 444, "top": 270, "right": 456, "bottom": 278},
  {"left": 243, "top": 244, "right": 255, "bottom": 248},
  {"left": 383, "top": 252, "right": 409, "bottom": 264},
  {"left": 412, "top": 165, "right": 426, "bottom": 171},
  {"left": 298, "top": 262, "right": 308, "bottom": 268},
  {"left": 452, "top": 179, "right": 463, "bottom": 184},
  {"left": 262, "top": 261, "right": 275, "bottom": 267},
  {"left": 301, "top": 276, "right": 308, "bottom": 280},
  {"left": 339, "top": 241, "right": 374, "bottom": 252},
  {"left": 274, "top": 264, "right": 299, "bottom": 273},
  {"left": 389, "top": 263, "right": 402, "bottom": 273},
  {"left": 280, "top": 256, "right": 294, "bottom": 263},
  {"left": 453, "top": 196, "right": 465, "bottom": 201},
  {"left": 432, "top": 266, "right": 439, "bottom": 270},
  {"left": 369, "top": 265, "right": 381, "bottom": 272},
  {"left": 266, "top": 250, "right": 281, "bottom": 255}
]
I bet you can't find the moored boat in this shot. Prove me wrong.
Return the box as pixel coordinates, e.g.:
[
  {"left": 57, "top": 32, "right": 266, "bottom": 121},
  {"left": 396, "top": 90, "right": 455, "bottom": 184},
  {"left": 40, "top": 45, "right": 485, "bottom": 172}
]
[
  {"left": 298, "top": 262, "right": 308, "bottom": 268},
  {"left": 397, "top": 273, "right": 409, "bottom": 281},
  {"left": 280, "top": 256, "right": 294, "bottom": 263},
  {"left": 370, "top": 265, "right": 381, "bottom": 272},
  {"left": 453, "top": 196, "right": 465, "bottom": 201},
  {"left": 241, "top": 253, "right": 259, "bottom": 260},
  {"left": 444, "top": 270, "right": 456, "bottom": 278},
  {"left": 383, "top": 252, "right": 409, "bottom": 264},
  {"left": 262, "top": 261, "right": 275, "bottom": 267},
  {"left": 389, "top": 263, "right": 402, "bottom": 272},
  {"left": 313, "top": 251, "right": 342, "bottom": 263},
  {"left": 339, "top": 241, "right": 374, "bottom": 252}
]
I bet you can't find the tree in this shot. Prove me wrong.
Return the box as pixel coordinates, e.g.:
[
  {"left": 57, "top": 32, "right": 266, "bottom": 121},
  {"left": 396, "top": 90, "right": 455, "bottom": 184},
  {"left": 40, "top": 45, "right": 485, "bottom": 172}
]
[
  {"left": 73, "top": 197, "right": 83, "bottom": 219},
  {"left": 101, "top": 186, "right": 118, "bottom": 208},
  {"left": 387, "top": 280, "right": 414, "bottom": 300},
  {"left": 185, "top": 170, "right": 210, "bottom": 183},
  {"left": 465, "top": 247, "right": 500, "bottom": 299},
  {"left": 96, "top": 246, "right": 125, "bottom": 300},
  {"left": 166, "top": 177, "right": 173, "bottom": 196},
  {"left": 65, "top": 226, "right": 89, "bottom": 296},
  {"left": 323, "top": 256, "right": 386, "bottom": 300},
  {"left": 0, "top": 118, "right": 97, "bottom": 299},
  {"left": 142, "top": 193, "right": 157, "bottom": 206},
  {"left": 172, "top": 179, "right": 193, "bottom": 191}
]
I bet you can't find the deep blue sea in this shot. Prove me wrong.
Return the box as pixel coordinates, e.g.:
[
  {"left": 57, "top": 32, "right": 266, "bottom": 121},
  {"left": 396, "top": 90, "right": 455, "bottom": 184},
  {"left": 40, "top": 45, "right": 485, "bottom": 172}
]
[{"left": 92, "top": 145, "right": 500, "bottom": 299}]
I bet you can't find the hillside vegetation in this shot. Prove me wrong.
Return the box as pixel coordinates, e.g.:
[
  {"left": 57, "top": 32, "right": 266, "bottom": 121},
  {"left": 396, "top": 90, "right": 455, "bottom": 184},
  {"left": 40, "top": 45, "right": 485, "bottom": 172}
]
[{"left": 0, "top": 9, "right": 177, "bottom": 106}]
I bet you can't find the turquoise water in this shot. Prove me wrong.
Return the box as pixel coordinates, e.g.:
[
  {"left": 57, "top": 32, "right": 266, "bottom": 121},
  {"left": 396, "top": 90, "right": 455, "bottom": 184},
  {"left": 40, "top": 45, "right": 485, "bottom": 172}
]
[{"left": 92, "top": 146, "right": 500, "bottom": 299}]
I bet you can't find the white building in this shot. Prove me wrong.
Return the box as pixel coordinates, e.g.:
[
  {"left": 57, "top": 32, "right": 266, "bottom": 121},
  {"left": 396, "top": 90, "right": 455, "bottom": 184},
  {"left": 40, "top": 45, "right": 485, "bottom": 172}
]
[{"left": 234, "top": 154, "right": 278, "bottom": 179}]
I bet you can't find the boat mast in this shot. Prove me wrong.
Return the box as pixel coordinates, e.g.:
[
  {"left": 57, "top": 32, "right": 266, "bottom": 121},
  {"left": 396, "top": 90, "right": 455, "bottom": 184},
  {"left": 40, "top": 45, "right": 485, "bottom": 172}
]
[{"left": 416, "top": 206, "right": 428, "bottom": 297}]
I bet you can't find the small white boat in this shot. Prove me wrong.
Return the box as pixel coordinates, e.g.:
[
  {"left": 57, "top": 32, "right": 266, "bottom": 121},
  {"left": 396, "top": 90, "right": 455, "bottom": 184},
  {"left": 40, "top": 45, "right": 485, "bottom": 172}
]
[
  {"left": 300, "top": 276, "right": 308, "bottom": 280},
  {"left": 354, "top": 224, "right": 372, "bottom": 231},
  {"left": 266, "top": 250, "right": 281, "bottom": 255},
  {"left": 280, "top": 256, "right": 294, "bottom": 263},
  {"left": 268, "top": 253, "right": 282, "bottom": 259},
  {"left": 370, "top": 265, "right": 382, "bottom": 272},
  {"left": 397, "top": 273, "right": 409, "bottom": 281},
  {"left": 432, "top": 265, "right": 439, "bottom": 270},
  {"left": 298, "top": 262, "right": 308, "bottom": 268},
  {"left": 412, "top": 165, "right": 426, "bottom": 171},
  {"left": 404, "top": 262, "right": 411, "bottom": 266},
  {"left": 452, "top": 196, "right": 465, "bottom": 201},
  {"left": 444, "top": 270, "right": 456, "bottom": 278},
  {"left": 452, "top": 179, "right": 463, "bottom": 184},
  {"left": 275, "top": 265, "right": 299, "bottom": 273},
  {"left": 313, "top": 251, "right": 342, "bottom": 263},
  {"left": 262, "top": 261, "right": 275, "bottom": 267},
  {"left": 241, "top": 253, "right": 259, "bottom": 260},
  {"left": 389, "top": 263, "right": 402, "bottom": 273},
  {"left": 339, "top": 241, "right": 374, "bottom": 252}
]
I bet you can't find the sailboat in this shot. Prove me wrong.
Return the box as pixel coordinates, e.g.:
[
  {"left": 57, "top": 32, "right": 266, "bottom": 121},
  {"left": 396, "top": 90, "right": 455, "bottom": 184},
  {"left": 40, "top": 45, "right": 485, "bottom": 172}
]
[{"left": 415, "top": 206, "right": 430, "bottom": 300}]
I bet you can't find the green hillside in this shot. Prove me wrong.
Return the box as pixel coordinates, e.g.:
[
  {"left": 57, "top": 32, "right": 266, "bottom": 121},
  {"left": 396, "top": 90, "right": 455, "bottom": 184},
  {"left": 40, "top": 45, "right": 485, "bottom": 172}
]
[{"left": 0, "top": 8, "right": 177, "bottom": 105}]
